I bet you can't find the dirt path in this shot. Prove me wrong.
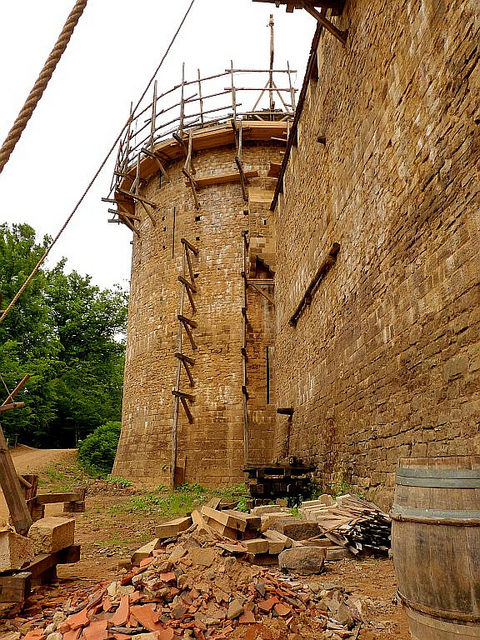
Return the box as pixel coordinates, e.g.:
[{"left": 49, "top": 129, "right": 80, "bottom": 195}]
[{"left": 0, "top": 446, "right": 77, "bottom": 522}]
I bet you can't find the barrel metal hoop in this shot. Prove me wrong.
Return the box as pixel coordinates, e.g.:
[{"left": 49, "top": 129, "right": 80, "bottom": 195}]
[
  {"left": 398, "top": 591, "right": 480, "bottom": 624},
  {"left": 396, "top": 476, "right": 480, "bottom": 488},
  {"left": 397, "top": 468, "right": 480, "bottom": 480},
  {"left": 392, "top": 506, "right": 480, "bottom": 524}
]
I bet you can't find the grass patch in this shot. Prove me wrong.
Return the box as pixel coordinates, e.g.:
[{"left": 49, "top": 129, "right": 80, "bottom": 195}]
[
  {"left": 110, "top": 482, "right": 249, "bottom": 519},
  {"left": 39, "top": 461, "right": 88, "bottom": 492}
]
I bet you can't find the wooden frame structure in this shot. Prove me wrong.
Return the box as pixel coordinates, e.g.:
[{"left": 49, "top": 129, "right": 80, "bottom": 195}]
[{"left": 105, "top": 64, "right": 297, "bottom": 227}]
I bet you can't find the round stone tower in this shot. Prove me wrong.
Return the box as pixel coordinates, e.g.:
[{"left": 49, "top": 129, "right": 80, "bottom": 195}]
[{"left": 109, "top": 65, "right": 295, "bottom": 487}]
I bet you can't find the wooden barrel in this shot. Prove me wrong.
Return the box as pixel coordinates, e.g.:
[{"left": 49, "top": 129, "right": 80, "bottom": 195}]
[{"left": 392, "top": 456, "right": 480, "bottom": 639}]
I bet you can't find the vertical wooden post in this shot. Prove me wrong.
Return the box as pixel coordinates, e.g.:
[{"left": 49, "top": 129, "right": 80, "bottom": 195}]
[
  {"left": 287, "top": 60, "right": 296, "bottom": 111},
  {"left": 179, "top": 63, "right": 186, "bottom": 136},
  {"left": 197, "top": 69, "right": 204, "bottom": 126},
  {"left": 0, "top": 423, "right": 32, "bottom": 535},
  {"left": 268, "top": 14, "right": 275, "bottom": 114},
  {"left": 150, "top": 80, "right": 157, "bottom": 151},
  {"left": 230, "top": 60, "right": 237, "bottom": 121}
]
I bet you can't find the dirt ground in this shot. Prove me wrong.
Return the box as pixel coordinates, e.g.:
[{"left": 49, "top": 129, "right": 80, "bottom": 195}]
[{"left": 0, "top": 449, "right": 411, "bottom": 639}]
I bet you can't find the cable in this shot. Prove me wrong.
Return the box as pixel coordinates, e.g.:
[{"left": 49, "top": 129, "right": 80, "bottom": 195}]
[
  {"left": 0, "top": 0, "right": 198, "bottom": 326},
  {"left": 0, "top": 0, "right": 89, "bottom": 175}
]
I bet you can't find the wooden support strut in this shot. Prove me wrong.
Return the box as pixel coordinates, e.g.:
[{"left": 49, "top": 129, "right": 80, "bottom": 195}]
[
  {"left": 0, "top": 423, "right": 33, "bottom": 535},
  {"left": 290, "top": 242, "right": 340, "bottom": 326},
  {"left": 174, "top": 354, "right": 195, "bottom": 387},
  {"left": 141, "top": 148, "right": 171, "bottom": 183},
  {"left": 300, "top": 2, "right": 348, "bottom": 44},
  {"left": 1, "top": 374, "right": 30, "bottom": 406},
  {"left": 178, "top": 314, "right": 197, "bottom": 350}
]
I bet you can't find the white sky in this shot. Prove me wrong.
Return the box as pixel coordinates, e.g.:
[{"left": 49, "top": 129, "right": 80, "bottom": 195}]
[{"left": 0, "top": 0, "right": 313, "bottom": 291}]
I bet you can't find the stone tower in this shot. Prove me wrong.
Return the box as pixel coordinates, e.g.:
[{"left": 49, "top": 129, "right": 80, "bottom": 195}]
[{"left": 108, "top": 64, "right": 295, "bottom": 486}]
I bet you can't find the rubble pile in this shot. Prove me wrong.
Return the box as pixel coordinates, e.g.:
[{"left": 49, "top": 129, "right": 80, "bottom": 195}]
[{"left": 10, "top": 527, "right": 369, "bottom": 640}]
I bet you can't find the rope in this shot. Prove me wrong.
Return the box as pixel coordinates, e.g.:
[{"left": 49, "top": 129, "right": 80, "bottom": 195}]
[
  {"left": 0, "top": 0, "right": 198, "bottom": 326},
  {"left": 0, "top": 0, "right": 89, "bottom": 175}
]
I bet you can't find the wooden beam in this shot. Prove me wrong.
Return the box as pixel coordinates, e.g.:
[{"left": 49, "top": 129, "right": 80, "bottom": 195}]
[
  {"left": 117, "top": 189, "right": 158, "bottom": 209},
  {"left": 175, "top": 354, "right": 195, "bottom": 387},
  {"left": 0, "top": 572, "right": 31, "bottom": 603},
  {"left": 181, "top": 238, "right": 199, "bottom": 255},
  {"left": 277, "top": 407, "right": 294, "bottom": 416},
  {"left": 174, "top": 352, "right": 195, "bottom": 366},
  {"left": 178, "top": 314, "right": 198, "bottom": 329},
  {"left": 178, "top": 275, "right": 197, "bottom": 293},
  {"left": 141, "top": 148, "right": 171, "bottom": 183},
  {"left": 300, "top": 2, "right": 348, "bottom": 44},
  {"left": 172, "top": 389, "right": 195, "bottom": 403},
  {"left": 187, "top": 170, "right": 258, "bottom": 189},
  {"left": 1, "top": 374, "right": 30, "bottom": 406},
  {"left": 0, "top": 402, "right": 25, "bottom": 414},
  {"left": 182, "top": 168, "right": 200, "bottom": 209},
  {"left": 0, "top": 423, "right": 32, "bottom": 535},
  {"left": 180, "top": 397, "right": 194, "bottom": 424},
  {"left": 290, "top": 242, "right": 340, "bottom": 327}
]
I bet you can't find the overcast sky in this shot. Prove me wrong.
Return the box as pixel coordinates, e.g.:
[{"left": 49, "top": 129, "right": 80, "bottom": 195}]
[{"left": 0, "top": 0, "right": 313, "bottom": 291}]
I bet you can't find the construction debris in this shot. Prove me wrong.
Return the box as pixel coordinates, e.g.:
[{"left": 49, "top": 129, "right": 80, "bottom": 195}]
[
  {"left": 9, "top": 526, "right": 367, "bottom": 639},
  {"left": 300, "top": 495, "right": 392, "bottom": 555}
]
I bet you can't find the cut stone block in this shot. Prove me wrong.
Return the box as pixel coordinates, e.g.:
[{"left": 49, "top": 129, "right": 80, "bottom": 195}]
[
  {"left": 271, "top": 519, "right": 320, "bottom": 540},
  {"left": 0, "top": 529, "right": 34, "bottom": 572},
  {"left": 28, "top": 517, "right": 75, "bottom": 554}
]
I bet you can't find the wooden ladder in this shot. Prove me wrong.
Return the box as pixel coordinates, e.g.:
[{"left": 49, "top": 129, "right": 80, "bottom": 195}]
[{"left": 170, "top": 237, "right": 199, "bottom": 487}]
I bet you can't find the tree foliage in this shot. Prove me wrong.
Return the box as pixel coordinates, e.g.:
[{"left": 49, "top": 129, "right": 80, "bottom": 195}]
[
  {"left": 0, "top": 223, "right": 128, "bottom": 447},
  {"left": 78, "top": 421, "right": 122, "bottom": 476}
]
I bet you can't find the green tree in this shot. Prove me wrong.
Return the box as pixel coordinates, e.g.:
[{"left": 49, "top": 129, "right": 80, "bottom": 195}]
[{"left": 0, "top": 223, "right": 128, "bottom": 447}]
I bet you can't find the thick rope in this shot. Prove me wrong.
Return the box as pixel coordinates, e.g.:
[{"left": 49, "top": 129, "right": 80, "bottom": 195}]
[
  {"left": 0, "top": 0, "right": 198, "bottom": 326},
  {"left": 0, "top": 0, "right": 88, "bottom": 175}
]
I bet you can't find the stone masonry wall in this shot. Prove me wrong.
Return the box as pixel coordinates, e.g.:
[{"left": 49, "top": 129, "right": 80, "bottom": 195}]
[
  {"left": 274, "top": 0, "right": 480, "bottom": 508},
  {"left": 114, "top": 136, "right": 283, "bottom": 486}
]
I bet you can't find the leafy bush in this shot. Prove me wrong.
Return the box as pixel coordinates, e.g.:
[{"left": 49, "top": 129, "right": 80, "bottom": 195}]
[{"left": 78, "top": 421, "right": 121, "bottom": 476}]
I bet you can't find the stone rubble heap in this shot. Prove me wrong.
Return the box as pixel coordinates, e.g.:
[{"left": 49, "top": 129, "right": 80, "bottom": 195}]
[{"left": 13, "top": 526, "right": 371, "bottom": 640}]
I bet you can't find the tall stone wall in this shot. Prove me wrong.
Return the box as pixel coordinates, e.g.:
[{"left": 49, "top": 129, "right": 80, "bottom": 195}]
[
  {"left": 113, "top": 130, "right": 283, "bottom": 486},
  {"left": 274, "top": 0, "right": 480, "bottom": 507}
]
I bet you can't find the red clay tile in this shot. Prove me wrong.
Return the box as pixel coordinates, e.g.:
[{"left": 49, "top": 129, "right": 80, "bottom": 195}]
[
  {"left": 274, "top": 603, "right": 291, "bottom": 617},
  {"left": 257, "top": 597, "right": 279, "bottom": 613},
  {"left": 65, "top": 606, "right": 91, "bottom": 631},
  {"left": 159, "top": 572, "right": 176, "bottom": 583},
  {"left": 111, "top": 595, "right": 130, "bottom": 626},
  {"left": 131, "top": 604, "right": 165, "bottom": 631},
  {"left": 239, "top": 609, "right": 256, "bottom": 624},
  {"left": 63, "top": 630, "right": 81, "bottom": 640},
  {"left": 83, "top": 619, "right": 109, "bottom": 640},
  {"left": 158, "top": 630, "right": 174, "bottom": 640}
]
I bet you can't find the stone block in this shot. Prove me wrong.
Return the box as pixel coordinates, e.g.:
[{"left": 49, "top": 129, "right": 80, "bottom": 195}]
[
  {"left": 0, "top": 529, "right": 34, "bottom": 572},
  {"left": 28, "top": 517, "right": 75, "bottom": 554},
  {"left": 271, "top": 519, "right": 320, "bottom": 541},
  {"left": 278, "top": 546, "right": 326, "bottom": 575}
]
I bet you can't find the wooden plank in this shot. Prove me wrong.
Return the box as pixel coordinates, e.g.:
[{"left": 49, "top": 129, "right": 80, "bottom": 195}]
[
  {"left": 155, "top": 516, "right": 192, "bottom": 539},
  {"left": 201, "top": 506, "right": 247, "bottom": 532},
  {"left": 188, "top": 170, "right": 258, "bottom": 189},
  {"left": 33, "top": 491, "right": 84, "bottom": 505},
  {"left": 25, "top": 544, "right": 81, "bottom": 579},
  {"left": 0, "top": 424, "right": 32, "bottom": 535},
  {"left": 0, "top": 572, "right": 31, "bottom": 603}
]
